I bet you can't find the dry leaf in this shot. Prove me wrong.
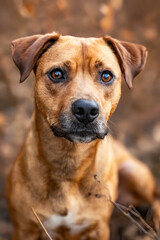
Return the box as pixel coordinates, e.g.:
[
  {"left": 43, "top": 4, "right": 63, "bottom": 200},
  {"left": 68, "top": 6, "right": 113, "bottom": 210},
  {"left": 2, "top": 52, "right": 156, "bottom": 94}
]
[
  {"left": 99, "top": 4, "right": 114, "bottom": 32},
  {"left": 0, "top": 113, "right": 5, "bottom": 126},
  {"left": 143, "top": 27, "right": 158, "bottom": 40},
  {"left": 56, "top": 0, "right": 68, "bottom": 11}
]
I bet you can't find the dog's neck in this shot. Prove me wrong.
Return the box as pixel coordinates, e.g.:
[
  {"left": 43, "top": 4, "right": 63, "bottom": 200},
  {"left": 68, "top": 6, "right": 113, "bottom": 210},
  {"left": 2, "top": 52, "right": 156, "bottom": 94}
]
[{"left": 28, "top": 108, "right": 101, "bottom": 182}]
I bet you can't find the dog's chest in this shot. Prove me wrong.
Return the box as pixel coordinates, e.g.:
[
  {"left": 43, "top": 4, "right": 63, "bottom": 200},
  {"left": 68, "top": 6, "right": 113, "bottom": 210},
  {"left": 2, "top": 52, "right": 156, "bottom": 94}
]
[{"left": 43, "top": 194, "right": 94, "bottom": 236}]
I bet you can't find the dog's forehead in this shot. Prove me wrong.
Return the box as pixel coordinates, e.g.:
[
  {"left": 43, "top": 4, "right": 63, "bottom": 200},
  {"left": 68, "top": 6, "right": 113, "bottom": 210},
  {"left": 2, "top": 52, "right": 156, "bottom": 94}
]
[
  {"left": 56, "top": 36, "right": 115, "bottom": 58},
  {"left": 44, "top": 36, "right": 119, "bottom": 66},
  {"left": 37, "top": 35, "right": 121, "bottom": 75}
]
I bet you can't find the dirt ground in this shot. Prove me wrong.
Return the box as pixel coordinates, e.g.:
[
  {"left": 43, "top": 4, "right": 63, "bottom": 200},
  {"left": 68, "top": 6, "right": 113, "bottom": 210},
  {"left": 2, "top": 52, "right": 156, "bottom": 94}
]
[{"left": 0, "top": 0, "right": 160, "bottom": 239}]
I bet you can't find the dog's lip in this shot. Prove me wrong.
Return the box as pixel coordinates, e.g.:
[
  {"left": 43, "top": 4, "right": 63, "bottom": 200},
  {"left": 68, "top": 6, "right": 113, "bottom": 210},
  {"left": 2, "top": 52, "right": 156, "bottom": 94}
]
[
  {"left": 67, "top": 130, "right": 97, "bottom": 135},
  {"left": 50, "top": 124, "right": 109, "bottom": 140},
  {"left": 68, "top": 130, "right": 108, "bottom": 138}
]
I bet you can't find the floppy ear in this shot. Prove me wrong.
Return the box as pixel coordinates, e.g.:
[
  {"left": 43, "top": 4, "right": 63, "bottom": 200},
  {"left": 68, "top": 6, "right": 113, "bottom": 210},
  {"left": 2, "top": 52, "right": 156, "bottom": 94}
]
[
  {"left": 11, "top": 32, "right": 60, "bottom": 83},
  {"left": 103, "top": 36, "right": 148, "bottom": 88}
]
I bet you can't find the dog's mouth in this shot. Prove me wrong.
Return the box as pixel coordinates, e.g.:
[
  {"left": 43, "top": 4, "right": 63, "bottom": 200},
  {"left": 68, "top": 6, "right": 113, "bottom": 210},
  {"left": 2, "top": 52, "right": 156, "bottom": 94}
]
[
  {"left": 50, "top": 114, "right": 108, "bottom": 143},
  {"left": 50, "top": 124, "right": 109, "bottom": 143}
]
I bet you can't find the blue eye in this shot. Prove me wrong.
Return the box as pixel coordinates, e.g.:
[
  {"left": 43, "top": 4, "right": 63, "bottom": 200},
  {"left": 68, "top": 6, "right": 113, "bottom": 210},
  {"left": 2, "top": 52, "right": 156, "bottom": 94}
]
[
  {"left": 101, "top": 71, "right": 114, "bottom": 84},
  {"left": 47, "top": 69, "right": 64, "bottom": 82}
]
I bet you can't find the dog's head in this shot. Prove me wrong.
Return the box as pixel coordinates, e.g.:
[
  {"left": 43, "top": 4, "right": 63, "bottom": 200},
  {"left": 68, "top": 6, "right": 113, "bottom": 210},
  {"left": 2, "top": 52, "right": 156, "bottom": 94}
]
[{"left": 11, "top": 33, "right": 147, "bottom": 143}]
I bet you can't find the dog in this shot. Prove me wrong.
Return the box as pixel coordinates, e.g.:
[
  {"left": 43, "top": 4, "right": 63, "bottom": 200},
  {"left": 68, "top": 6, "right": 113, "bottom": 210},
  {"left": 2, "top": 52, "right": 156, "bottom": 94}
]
[{"left": 7, "top": 32, "right": 160, "bottom": 240}]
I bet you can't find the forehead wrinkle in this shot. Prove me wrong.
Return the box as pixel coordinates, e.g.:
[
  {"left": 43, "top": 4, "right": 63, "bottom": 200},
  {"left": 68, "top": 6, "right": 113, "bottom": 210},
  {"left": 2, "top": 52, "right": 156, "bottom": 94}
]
[
  {"left": 63, "top": 61, "right": 71, "bottom": 71},
  {"left": 63, "top": 60, "right": 78, "bottom": 76},
  {"left": 81, "top": 40, "right": 88, "bottom": 72},
  {"left": 95, "top": 60, "right": 104, "bottom": 69}
]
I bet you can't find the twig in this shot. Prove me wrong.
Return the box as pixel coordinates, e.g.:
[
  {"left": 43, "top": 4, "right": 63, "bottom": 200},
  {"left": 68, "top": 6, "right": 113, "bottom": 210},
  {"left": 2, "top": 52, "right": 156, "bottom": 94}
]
[
  {"left": 94, "top": 174, "right": 159, "bottom": 240},
  {"left": 31, "top": 207, "right": 53, "bottom": 240}
]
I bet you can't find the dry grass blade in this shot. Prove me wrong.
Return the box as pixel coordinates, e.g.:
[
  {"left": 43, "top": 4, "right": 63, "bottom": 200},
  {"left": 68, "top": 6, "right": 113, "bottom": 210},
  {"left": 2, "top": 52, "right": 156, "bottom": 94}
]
[
  {"left": 94, "top": 174, "right": 159, "bottom": 240},
  {"left": 31, "top": 207, "right": 53, "bottom": 240},
  {"left": 112, "top": 202, "right": 159, "bottom": 240}
]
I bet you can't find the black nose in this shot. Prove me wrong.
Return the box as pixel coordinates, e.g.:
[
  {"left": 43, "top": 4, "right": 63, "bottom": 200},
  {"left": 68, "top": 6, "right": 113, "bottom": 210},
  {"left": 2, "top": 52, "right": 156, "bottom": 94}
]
[{"left": 72, "top": 99, "right": 99, "bottom": 124}]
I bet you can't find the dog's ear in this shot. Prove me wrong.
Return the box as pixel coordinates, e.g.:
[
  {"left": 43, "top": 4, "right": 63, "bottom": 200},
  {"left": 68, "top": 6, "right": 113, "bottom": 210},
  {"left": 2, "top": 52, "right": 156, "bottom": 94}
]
[
  {"left": 103, "top": 36, "right": 148, "bottom": 88},
  {"left": 11, "top": 32, "right": 60, "bottom": 83}
]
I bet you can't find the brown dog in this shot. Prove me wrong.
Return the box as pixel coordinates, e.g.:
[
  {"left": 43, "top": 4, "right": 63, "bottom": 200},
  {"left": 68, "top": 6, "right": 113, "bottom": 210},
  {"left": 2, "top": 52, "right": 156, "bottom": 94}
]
[{"left": 7, "top": 33, "right": 160, "bottom": 240}]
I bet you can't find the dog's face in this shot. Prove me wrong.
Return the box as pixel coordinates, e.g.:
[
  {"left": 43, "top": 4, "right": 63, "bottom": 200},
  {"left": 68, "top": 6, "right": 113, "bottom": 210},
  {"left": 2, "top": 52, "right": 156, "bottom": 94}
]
[
  {"left": 11, "top": 33, "right": 147, "bottom": 143},
  {"left": 35, "top": 36, "right": 122, "bottom": 142}
]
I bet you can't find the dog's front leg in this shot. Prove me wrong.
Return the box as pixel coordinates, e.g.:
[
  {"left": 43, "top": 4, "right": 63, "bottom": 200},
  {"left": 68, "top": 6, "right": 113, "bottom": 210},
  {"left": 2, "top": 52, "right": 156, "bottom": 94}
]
[
  {"left": 118, "top": 156, "right": 160, "bottom": 229},
  {"left": 118, "top": 156, "right": 157, "bottom": 206},
  {"left": 112, "top": 138, "right": 160, "bottom": 227}
]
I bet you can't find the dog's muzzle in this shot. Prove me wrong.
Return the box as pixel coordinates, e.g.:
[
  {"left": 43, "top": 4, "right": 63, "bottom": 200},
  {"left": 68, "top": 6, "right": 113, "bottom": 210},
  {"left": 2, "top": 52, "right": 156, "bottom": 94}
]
[{"left": 50, "top": 99, "right": 108, "bottom": 143}]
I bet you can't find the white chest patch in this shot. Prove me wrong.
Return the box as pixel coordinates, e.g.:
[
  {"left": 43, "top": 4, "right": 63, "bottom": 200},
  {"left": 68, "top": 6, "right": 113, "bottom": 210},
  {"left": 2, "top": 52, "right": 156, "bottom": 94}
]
[
  {"left": 44, "top": 195, "right": 93, "bottom": 236},
  {"left": 44, "top": 211, "right": 90, "bottom": 235}
]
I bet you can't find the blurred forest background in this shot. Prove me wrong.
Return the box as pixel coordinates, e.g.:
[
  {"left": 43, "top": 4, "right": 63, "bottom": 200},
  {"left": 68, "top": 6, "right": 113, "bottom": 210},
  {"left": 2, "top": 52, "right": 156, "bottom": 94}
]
[{"left": 0, "top": 0, "right": 160, "bottom": 239}]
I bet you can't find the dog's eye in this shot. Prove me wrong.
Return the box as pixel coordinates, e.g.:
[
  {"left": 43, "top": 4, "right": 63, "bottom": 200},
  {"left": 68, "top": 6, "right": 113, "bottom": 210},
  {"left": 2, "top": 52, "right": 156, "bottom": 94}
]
[
  {"left": 101, "top": 71, "right": 114, "bottom": 84},
  {"left": 51, "top": 69, "right": 63, "bottom": 79},
  {"left": 47, "top": 69, "right": 64, "bottom": 82}
]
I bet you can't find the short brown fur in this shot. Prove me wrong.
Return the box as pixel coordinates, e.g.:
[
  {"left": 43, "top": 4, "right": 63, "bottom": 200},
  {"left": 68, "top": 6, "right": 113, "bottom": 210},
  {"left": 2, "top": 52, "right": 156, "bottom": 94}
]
[{"left": 7, "top": 33, "right": 160, "bottom": 240}]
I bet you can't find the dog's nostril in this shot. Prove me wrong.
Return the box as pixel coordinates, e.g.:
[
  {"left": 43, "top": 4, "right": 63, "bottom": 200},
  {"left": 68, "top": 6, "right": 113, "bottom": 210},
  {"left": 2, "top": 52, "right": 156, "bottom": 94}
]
[
  {"left": 75, "top": 107, "right": 84, "bottom": 116},
  {"left": 90, "top": 108, "right": 98, "bottom": 116}
]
